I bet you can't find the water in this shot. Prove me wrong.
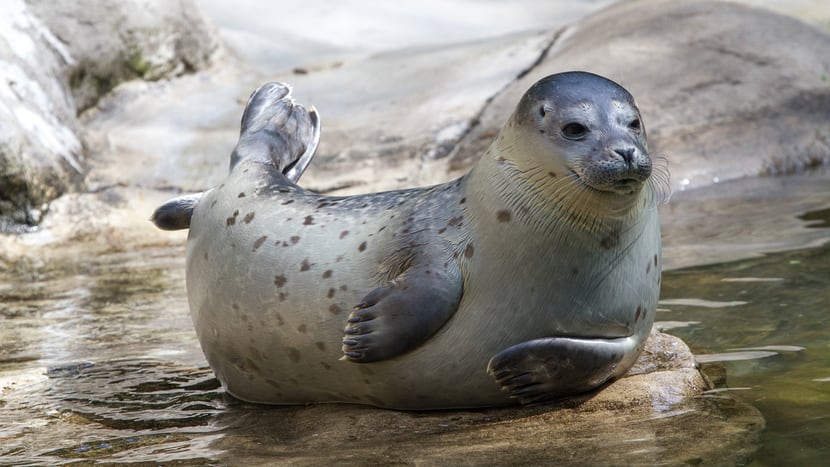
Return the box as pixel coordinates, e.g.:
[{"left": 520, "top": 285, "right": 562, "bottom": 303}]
[
  {"left": 660, "top": 217, "right": 830, "bottom": 466},
  {"left": 1, "top": 175, "right": 828, "bottom": 464}
]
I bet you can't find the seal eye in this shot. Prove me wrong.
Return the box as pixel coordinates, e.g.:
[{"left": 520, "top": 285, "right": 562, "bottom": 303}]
[
  {"left": 539, "top": 106, "right": 547, "bottom": 118},
  {"left": 561, "top": 122, "right": 588, "bottom": 140},
  {"left": 628, "top": 118, "right": 641, "bottom": 133}
]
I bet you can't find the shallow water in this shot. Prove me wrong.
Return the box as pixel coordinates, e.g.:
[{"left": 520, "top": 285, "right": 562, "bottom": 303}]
[
  {"left": 660, "top": 219, "right": 830, "bottom": 466},
  {"left": 0, "top": 174, "right": 828, "bottom": 465}
]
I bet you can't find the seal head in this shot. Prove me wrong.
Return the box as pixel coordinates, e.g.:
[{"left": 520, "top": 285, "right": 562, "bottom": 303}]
[{"left": 512, "top": 72, "right": 653, "bottom": 198}]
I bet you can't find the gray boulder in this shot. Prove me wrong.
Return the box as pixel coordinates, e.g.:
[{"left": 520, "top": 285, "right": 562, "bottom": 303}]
[
  {"left": 0, "top": 0, "right": 82, "bottom": 231},
  {"left": 26, "top": 0, "right": 220, "bottom": 112},
  {"left": 0, "top": 0, "right": 219, "bottom": 231},
  {"left": 448, "top": 0, "right": 830, "bottom": 192}
]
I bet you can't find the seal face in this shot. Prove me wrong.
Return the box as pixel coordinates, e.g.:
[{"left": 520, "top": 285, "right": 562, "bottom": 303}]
[{"left": 153, "top": 72, "right": 670, "bottom": 409}]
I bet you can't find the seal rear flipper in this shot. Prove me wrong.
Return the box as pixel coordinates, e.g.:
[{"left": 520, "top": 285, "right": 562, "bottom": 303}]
[
  {"left": 486, "top": 336, "right": 637, "bottom": 405},
  {"left": 341, "top": 263, "right": 463, "bottom": 363},
  {"left": 230, "top": 82, "right": 320, "bottom": 184},
  {"left": 150, "top": 192, "right": 205, "bottom": 231}
]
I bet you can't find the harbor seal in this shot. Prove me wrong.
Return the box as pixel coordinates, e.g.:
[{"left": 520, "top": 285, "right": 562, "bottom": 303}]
[{"left": 152, "top": 72, "right": 670, "bottom": 409}]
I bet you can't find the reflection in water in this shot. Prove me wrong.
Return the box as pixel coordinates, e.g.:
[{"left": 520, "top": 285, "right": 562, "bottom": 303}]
[{"left": 660, "top": 226, "right": 830, "bottom": 467}]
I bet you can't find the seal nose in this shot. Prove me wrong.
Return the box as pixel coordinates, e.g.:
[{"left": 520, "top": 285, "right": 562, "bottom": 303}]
[{"left": 614, "top": 147, "right": 635, "bottom": 165}]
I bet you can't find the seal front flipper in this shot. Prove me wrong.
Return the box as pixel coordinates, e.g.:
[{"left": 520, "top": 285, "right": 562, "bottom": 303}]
[
  {"left": 342, "top": 263, "right": 463, "bottom": 363},
  {"left": 230, "top": 82, "right": 320, "bottom": 183},
  {"left": 486, "top": 336, "right": 636, "bottom": 405}
]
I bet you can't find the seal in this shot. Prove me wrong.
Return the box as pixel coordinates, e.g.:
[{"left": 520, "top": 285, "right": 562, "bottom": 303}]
[{"left": 152, "top": 72, "right": 670, "bottom": 409}]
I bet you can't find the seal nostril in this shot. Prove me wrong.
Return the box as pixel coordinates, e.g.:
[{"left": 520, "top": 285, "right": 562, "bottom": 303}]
[{"left": 614, "top": 147, "right": 635, "bottom": 164}]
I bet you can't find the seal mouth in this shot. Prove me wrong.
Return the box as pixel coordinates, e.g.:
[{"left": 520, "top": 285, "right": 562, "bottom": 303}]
[
  {"left": 612, "top": 178, "right": 642, "bottom": 194},
  {"left": 568, "top": 168, "right": 644, "bottom": 196}
]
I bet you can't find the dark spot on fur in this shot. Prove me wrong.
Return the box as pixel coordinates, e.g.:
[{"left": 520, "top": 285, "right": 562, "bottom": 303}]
[
  {"left": 571, "top": 267, "right": 579, "bottom": 276},
  {"left": 448, "top": 216, "right": 463, "bottom": 227},
  {"left": 548, "top": 171, "right": 557, "bottom": 178},
  {"left": 290, "top": 235, "right": 300, "bottom": 244},
  {"left": 459, "top": 197, "right": 466, "bottom": 204},
  {"left": 277, "top": 187, "right": 290, "bottom": 193},
  {"left": 600, "top": 231, "right": 620, "bottom": 249},
  {"left": 210, "top": 199, "right": 217, "bottom": 208},
  {"left": 496, "top": 210, "right": 512, "bottom": 222},
  {"left": 464, "top": 244, "right": 475, "bottom": 258},
  {"left": 438, "top": 227, "right": 446, "bottom": 234},
  {"left": 238, "top": 192, "right": 246, "bottom": 198},
  {"left": 654, "top": 254, "right": 658, "bottom": 267},
  {"left": 340, "top": 230, "right": 349, "bottom": 239},
  {"left": 203, "top": 251, "right": 209, "bottom": 261},
  {"left": 646, "top": 260, "right": 652, "bottom": 274},
  {"left": 243, "top": 212, "right": 255, "bottom": 223},
  {"left": 282, "top": 199, "right": 294, "bottom": 205},
  {"left": 253, "top": 235, "right": 268, "bottom": 251},
  {"left": 300, "top": 258, "right": 312, "bottom": 271},
  {"left": 378, "top": 226, "right": 386, "bottom": 232},
  {"left": 340, "top": 285, "right": 348, "bottom": 291},
  {"left": 226, "top": 209, "right": 239, "bottom": 226},
  {"left": 358, "top": 241, "right": 367, "bottom": 252},
  {"left": 329, "top": 303, "right": 342, "bottom": 315},
  {"left": 327, "top": 288, "right": 336, "bottom": 298},
  {"left": 274, "top": 274, "right": 287, "bottom": 288},
  {"left": 303, "top": 215, "right": 314, "bottom": 225},
  {"left": 316, "top": 342, "right": 326, "bottom": 351},
  {"left": 287, "top": 348, "right": 301, "bottom": 363},
  {"left": 635, "top": 306, "right": 643, "bottom": 322},
  {"left": 275, "top": 312, "right": 285, "bottom": 326},
  {"left": 232, "top": 303, "right": 240, "bottom": 311},
  {"left": 322, "top": 269, "right": 333, "bottom": 279},
  {"left": 278, "top": 292, "right": 286, "bottom": 302},
  {"left": 297, "top": 324, "right": 307, "bottom": 334},
  {"left": 321, "top": 362, "right": 332, "bottom": 370}
]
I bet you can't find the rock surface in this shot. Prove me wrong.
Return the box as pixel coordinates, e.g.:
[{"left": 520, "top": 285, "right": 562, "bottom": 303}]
[
  {"left": 0, "top": 0, "right": 82, "bottom": 230},
  {"left": 0, "top": 0, "right": 220, "bottom": 231},
  {"left": 448, "top": 0, "right": 830, "bottom": 192}
]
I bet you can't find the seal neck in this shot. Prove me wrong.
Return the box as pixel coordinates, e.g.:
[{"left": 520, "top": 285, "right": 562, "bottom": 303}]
[{"left": 463, "top": 128, "right": 654, "bottom": 244}]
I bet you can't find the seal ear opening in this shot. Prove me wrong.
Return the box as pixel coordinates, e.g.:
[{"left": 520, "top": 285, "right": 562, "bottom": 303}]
[{"left": 151, "top": 192, "right": 204, "bottom": 231}]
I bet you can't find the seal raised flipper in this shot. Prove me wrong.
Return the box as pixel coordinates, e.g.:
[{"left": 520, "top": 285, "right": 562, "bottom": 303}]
[
  {"left": 151, "top": 82, "right": 320, "bottom": 231},
  {"left": 230, "top": 81, "right": 320, "bottom": 179},
  {"left": 486, "top": 336, "right": 638, "bottom": 405},
  {"left": 342, "top": 261, "right": 464, "bottom": 363}
]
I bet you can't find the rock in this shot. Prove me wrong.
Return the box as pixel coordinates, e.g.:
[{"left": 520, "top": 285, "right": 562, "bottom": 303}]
[
  {"left": 0, "top": 0, "right": 221, "bottom": 231},
  {"left": 447, "top": 0, "right": 830, "bottom": 192},
  {"left": 0, "top": 0, "right": 83, "bottom": 231},
  {"left": 26, "top": 0, "right": 221, "bottom": 113},
  {"left": 210, "top": 331, "right": 764, "bottom": 466}
]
